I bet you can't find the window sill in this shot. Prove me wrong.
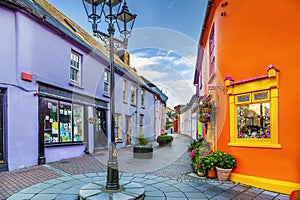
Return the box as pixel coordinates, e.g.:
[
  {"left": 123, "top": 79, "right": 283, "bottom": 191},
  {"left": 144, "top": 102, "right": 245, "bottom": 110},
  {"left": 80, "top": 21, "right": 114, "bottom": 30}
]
[
  {"left": 45, "top": 141, "right": 85, "bottom": 147},
  {"left": 131, "top": 104, "right": 137, "bottom": 107},
  {"left": 227, "top": 142, "right": 282, "bottom": 149},
  {"left": 69, "top": 82, "right": 84, "bottom": 89},
  {"left": 103, "top": 93, "right": 110, "bottom": 98}
]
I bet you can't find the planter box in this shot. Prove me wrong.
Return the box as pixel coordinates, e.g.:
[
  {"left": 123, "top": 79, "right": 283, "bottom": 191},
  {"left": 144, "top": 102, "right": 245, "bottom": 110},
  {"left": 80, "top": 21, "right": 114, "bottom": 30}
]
[
  {"left": 157, "top": 135, "right": 173, "bottom": 146},
  {"left": 133, "top": 145, "right": 153, "bottom": 159}
]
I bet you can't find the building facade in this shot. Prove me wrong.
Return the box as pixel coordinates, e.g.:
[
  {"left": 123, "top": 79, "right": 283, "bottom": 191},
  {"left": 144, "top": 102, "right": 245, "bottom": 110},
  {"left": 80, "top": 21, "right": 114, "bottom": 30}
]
[
  {"left": 0, "top": 0, "right": 167, "bottom": 171},
  {"left": 194, "top": 0, "right": 300, "bottom": 194},
  {"left": 179, "top": 95, "right": 198, "bottom": 139}
]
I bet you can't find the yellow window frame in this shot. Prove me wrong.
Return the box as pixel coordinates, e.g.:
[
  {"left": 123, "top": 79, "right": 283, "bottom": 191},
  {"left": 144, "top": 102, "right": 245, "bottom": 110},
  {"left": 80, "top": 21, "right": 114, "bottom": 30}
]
[{"left": 225, "top": 67, "right": 281, "bottom": 148}]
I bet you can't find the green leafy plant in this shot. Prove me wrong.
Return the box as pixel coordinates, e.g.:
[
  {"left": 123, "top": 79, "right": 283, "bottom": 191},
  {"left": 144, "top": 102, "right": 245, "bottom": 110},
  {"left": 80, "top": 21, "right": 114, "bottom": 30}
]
[
  {"left": 137, "top": 136, "right": 148, "bottom": 146},
  {"left": 200, "top": 151, "right": 219, "bottom": 170},
  {"left": 157, "top": 135, "right": 173, "bottom": 146},
  {"left": 215, "top": 150, "right": 237, "bottom": 169}
]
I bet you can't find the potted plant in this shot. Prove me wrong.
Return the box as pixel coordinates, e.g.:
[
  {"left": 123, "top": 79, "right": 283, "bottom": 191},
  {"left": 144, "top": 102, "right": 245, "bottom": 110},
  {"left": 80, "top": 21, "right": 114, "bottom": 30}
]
[
  {"left": 133, "top": 136, "right": 153, "bottom": 159},
  {"left": 188, "top": 138, "right": 211, "bottom": 176},
  {"left": 157, "top": 135, "right": 173, "bottom": 146},
  {"left": 215, "top": 150, "right": 237, "bottom": 181},
  {"left": 200, "top": 152, "right": 219, "bottom": 178}
]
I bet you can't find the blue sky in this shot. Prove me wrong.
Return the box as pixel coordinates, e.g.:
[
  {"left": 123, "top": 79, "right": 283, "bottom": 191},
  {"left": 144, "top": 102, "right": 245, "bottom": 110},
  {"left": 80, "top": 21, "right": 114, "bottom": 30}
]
[{"left": 47, "top": 0, "right": 208, "bottom": 108}]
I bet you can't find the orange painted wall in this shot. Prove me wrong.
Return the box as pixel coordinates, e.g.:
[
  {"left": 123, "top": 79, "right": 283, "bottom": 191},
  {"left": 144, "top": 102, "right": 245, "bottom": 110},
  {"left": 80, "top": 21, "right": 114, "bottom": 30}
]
[{"left": 204, "top": 0, "right": 300, "bottom": 184}]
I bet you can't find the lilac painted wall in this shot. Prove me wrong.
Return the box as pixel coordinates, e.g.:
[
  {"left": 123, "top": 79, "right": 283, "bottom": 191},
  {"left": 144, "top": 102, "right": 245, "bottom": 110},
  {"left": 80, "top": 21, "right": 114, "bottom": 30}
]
[
  {"left": 45, "top": 145, "right": 85, "bottom": 163},
  {"left": 0, "top": 5, "right": 109, "bottom": 170}
]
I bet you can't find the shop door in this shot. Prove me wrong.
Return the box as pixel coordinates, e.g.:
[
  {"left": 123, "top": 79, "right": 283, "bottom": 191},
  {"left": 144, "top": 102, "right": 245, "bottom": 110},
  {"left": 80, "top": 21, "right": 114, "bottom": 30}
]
[
  {"left": 125, "top": 115, "right": 132, "bottom": 146},
  {"left": 0, "top": 90, "right": 7, "bottom": 171},
  {"left": 94, "top": 108, "right": 107, "bottom": 152}
]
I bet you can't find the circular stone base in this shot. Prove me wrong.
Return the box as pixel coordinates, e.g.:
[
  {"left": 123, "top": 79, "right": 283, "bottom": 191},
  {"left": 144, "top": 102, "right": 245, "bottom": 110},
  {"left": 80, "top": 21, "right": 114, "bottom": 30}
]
[{"left": 78, "top": 181, "right": 145, "bottom": 200}]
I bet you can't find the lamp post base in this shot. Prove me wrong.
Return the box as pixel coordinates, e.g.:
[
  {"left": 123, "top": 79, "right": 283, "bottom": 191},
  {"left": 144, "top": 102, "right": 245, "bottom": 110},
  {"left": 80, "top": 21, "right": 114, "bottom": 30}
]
[{"left": 78, "top": 181, "right": 145, "bottom": 200}]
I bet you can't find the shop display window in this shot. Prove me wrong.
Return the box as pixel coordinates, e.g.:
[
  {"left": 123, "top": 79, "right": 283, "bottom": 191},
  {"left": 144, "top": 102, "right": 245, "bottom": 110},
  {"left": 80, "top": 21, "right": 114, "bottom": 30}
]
[
  {"left": 43, "top": 98, "right": 84, "bottom": 144},
  {"left": 225, "top": 66, "right": 281, "bottom": 148},
  {"left": 237, "top": 102, "right": 270, "bottom": 139}
]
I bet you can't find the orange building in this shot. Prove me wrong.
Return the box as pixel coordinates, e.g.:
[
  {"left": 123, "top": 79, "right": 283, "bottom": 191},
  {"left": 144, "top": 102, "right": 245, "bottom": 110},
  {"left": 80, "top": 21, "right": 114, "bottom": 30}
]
[{"left": 194, "top": 0, "right": 300, "bottom": 194}]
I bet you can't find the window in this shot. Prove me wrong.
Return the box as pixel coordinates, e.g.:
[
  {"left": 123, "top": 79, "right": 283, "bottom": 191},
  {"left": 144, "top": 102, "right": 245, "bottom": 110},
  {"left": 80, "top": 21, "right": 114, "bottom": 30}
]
[
  {"left": 141, "top": 89, "right": 145, "bottom": 107},
  {"left": 70, "top": 51, "right": 81, "bottom": 84},
  {"left": 209, "top": 24, "right": 215, "bottom": 78},
  {"left": 237, "top": 94, "right": 270, "bottom": 139},
  {"left": 139, "top": 114, "right": 144, "bottom": 136},
  {"left": 123, "top": 80, "right": 128, "bottom": 103},
  {"left": 225, "top": 67, "right": 280, "bottom": 148},
  {"left": 131, "top": 84, "right": 137, "bottom": 105},
  {"left": 115, "top": 113, "right": 122, "bottom": 142},
  {"left": 43, "top": 98, "right": 84, "bottom": 144},
  {"left": 104, "top": 71, "right": 110, "bottom": 96}
]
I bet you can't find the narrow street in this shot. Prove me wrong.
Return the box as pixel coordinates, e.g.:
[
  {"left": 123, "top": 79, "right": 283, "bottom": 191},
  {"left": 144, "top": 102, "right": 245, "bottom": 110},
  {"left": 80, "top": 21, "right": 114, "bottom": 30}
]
[{"left": 0, "top": 134, "right": 289, "bottom": 200}]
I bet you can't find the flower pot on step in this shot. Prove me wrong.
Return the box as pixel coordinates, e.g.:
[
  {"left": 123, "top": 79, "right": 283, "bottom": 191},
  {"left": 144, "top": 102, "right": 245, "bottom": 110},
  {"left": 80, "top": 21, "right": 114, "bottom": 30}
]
[{"left": 216, "top": 167, "right": 232, "bottom": 181}]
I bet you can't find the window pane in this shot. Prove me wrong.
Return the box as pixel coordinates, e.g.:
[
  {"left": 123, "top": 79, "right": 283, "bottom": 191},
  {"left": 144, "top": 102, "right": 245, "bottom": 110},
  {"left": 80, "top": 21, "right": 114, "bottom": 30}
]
[
  {"left": 237, "top": 102, "right": 270, "bottom": 138},
  {"left": 73, "top": 104, "right": 84, "bottom": 141},
  {"left": 44, "top": 99, "right": 59, "bottom": 143},
  {"left": 59, "top": 103, "right": 72, "bottom": 142}
]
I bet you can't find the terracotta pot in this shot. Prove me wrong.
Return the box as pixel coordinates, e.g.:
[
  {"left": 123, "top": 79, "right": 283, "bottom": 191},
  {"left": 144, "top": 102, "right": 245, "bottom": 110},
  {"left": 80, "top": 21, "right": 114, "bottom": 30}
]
[
  {"left": 216, "top": 167, "right": 232, "bottom": 181},
  {"left": 207, "top": 169, "right": 217, "bottom": 179}
]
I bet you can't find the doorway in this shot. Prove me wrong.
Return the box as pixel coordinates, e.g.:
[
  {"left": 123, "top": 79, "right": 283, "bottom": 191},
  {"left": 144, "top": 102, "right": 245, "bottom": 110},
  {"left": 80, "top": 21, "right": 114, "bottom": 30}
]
[
  {"left": 0, "top": 89, "right": 7, "bottom": 171},
  {"left": 94, "top": 108, "right": 107, "bottom": 152},
  {"left": 125, "top": 115, "right": 132, "bottom": 146}
]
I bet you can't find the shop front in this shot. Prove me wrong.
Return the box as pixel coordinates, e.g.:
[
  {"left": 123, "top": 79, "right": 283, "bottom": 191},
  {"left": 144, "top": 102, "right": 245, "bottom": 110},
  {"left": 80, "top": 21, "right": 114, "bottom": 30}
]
[{"left": 38, "top": 83, "right": 108, "bottom": 164}]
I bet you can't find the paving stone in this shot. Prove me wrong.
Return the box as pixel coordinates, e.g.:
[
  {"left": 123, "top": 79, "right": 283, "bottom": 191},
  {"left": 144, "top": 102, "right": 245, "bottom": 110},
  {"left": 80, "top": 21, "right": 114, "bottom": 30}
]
[
  {"left": 54, "top": 194, "right": 78, "bottom": 200},
  {"left": 145, "top": 190, "right": 165, "bottom": 197},
  {"left": 31, "top": 193, "right": 58, "bottom": 200},
  {"left": 18, "top": 187, "right": 44, "bottom": 194},
  {"left": 144, "top": 197, "right": 165, "bottom": 200},
  {"left": 6, "top": 193, "right": 35, "bottom": 200},
  {"left": 185, "top": 192, "right": 208, "bottom": 199},
  {"left": 164, "top": 191, "right": 186, "bottom": 198},
  {"left": 274, "top": 194, "right": 290, "bottom": 200}
]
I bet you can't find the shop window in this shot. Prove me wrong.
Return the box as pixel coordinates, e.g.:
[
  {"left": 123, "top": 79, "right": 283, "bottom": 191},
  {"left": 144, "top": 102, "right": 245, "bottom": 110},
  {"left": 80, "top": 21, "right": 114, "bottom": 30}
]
[
  {"left": 70, "top": 51, "right": 81, "bottom": 84},
  {"left": 225, "top": 66, "right": 281, "bottom": 148},
  {"left": 43, "top": 98, "right": 84, "bottom": 144}
]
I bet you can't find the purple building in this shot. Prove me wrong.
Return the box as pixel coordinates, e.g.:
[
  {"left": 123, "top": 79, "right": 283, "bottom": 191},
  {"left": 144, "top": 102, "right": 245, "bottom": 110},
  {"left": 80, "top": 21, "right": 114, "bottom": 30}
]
[{"left": 0, "top": 0, "right": 167, "bottom": 171}]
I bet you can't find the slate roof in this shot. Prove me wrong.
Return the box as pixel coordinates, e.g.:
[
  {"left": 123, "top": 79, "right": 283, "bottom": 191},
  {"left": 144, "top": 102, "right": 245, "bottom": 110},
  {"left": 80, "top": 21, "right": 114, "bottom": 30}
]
[{"left": 1, "top": 0, "right": 162, "bottom": 96}]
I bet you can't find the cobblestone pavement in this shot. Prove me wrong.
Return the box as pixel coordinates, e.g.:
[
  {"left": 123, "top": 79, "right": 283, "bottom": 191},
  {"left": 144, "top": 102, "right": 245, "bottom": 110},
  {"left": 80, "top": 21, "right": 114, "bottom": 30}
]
[{"left": 0, "top": 134, "right": 291, "bottom": 200}]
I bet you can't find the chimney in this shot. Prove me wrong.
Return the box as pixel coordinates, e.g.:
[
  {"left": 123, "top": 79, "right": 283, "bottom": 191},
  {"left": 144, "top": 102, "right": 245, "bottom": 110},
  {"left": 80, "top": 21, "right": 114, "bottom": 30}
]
[{"left": 117, "top": 50, "right": 130, "bottom": 66}]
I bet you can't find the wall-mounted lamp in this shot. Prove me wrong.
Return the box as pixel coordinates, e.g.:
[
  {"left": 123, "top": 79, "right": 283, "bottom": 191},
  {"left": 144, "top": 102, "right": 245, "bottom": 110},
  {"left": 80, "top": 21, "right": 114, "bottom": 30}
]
[{"left": 221, "top": 1, "right": 228, "bottom": 7}]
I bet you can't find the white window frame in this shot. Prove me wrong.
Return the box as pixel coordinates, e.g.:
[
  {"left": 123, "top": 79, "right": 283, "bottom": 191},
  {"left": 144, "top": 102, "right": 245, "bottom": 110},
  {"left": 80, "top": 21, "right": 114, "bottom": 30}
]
[
  {"left": 70, "top": 51, "right": 81, "bottom": 84},
  {"left": 141, "top": 89, "right": 145, "bottom": 107},
  {"left": 123, "top": 80, "right": 128, "bottom": 103},
  {"left": 104, "top": 71, "right": 110, "bottom": 96},
  {"left": 139, "top": 114, "right": 144, "bottom": 136},
  {"left": 131, "top": 84, "right": 137, "bottom": 106}
]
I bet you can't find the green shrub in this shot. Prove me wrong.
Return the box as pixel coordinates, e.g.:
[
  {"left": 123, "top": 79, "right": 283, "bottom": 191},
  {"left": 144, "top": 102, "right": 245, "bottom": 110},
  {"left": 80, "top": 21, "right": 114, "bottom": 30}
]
[
  {"left": 157, "top": 135, "right": 173, "bottom": 146},
  {"left": 137, "top": 136, "right": 148, "bottom": 146}
]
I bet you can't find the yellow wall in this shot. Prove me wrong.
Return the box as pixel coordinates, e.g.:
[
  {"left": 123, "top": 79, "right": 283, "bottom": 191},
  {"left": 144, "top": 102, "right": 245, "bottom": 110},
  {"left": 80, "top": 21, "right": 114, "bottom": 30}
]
[{"left": 200, "top": 0, "right": 300, "bottom": 194}]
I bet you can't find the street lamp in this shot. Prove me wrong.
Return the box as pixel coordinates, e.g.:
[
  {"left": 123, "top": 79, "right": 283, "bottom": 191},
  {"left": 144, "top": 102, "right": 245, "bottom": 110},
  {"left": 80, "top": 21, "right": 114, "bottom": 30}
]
[{"left": 82, "top": 0, "right": 136, "bottom": 191}]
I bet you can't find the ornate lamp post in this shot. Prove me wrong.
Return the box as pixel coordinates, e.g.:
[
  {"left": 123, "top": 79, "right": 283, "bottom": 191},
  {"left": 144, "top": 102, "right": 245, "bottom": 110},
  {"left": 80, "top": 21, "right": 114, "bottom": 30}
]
[{"left": 82, "top": 0, "right": 136, "bottom": 191}]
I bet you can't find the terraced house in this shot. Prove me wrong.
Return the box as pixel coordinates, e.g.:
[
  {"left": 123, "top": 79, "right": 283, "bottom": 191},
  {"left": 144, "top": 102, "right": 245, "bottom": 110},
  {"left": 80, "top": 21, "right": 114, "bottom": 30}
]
[{"left": 0, "top": 0, "right": 167, "bottom": 171}]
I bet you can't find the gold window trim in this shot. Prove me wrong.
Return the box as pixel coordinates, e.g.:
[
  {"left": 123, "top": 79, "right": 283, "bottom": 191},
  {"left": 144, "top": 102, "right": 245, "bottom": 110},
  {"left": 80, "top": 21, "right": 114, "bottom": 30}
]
[{"left": 225, "top": 67, "right": 281, "bottom": 148}]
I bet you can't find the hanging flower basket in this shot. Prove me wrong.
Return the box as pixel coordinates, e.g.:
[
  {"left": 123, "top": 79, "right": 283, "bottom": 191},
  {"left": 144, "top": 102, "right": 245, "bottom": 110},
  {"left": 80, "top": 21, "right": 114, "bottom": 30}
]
[
  {"left": 199, "top": 118, "right": 208, "bottom": 123},
  {"left": 202, "top": 107, "right": 211, "bottom": 113}
]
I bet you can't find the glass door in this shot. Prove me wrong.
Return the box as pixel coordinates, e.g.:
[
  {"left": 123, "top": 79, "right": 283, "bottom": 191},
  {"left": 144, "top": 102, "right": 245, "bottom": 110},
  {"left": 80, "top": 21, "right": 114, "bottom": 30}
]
[
  {"left": 125, "top": 115, "right": 132, "bottom": 146},
  {"left": 94, "top": 108, "right": 107, "bottom": 152}
]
